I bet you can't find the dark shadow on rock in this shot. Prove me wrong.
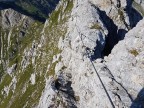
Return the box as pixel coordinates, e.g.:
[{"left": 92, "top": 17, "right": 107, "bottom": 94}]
[
  {"left": 97, "top": 8, "right": 119, "bottom": 57},
  {"left": 51, "top": 74, "right": 77, "bottom": 108},
  {"left": 130, "top": 88, "right": 144, "bottom": 108},
  {"left": 0, "top": 0, "right": 60, "bottom": 22},
  {"left": 90, "top": 2, "right": 143, "bottom": 57},
  {"left": 90, "top": 40, "right": 104, "bottom": 61},
  {"left": 129, "top": 7, "right": 143, "bottom": 27},
  {"left": 117, "top": 29, "right": 127, "bottom": 40},
  {"left": 89, "top": 4, "right": 119, "bottom": 58}
]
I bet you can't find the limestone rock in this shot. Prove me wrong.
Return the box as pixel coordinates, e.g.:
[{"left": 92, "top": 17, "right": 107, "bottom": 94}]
[
  {"left": 105, "top": 18, "right": 144, "bottom": 107},
  {"left": 42, "top": 0, "right": 144, "bottom": 107}
]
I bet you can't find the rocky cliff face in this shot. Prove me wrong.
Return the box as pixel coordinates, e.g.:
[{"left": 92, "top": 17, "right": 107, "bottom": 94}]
[
  {"left": 0, "top": 0, "right": 144, "bottom": 108},
  {"left": 133, "top": 0, "right": 144, "bottom": 16}
]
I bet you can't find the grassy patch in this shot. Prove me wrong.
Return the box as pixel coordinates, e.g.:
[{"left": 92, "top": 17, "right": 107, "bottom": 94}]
[
  {"left": 64, "top": 0, "right": 74, "bottom": 13},
  {"left": 129, "top": 49, "right": 139, "bottom": 57},
  {"left": 90, "top": 23, "right": 102, "bottom": 30},
  {"left": 118, "top": 9, "right": 124, "bottom": 21},
  {"left": 0, "top": 20, "right": 45, "bottom": 107},
  {"left": 75, "top": 96, "right": 80, "bottom": 101}
]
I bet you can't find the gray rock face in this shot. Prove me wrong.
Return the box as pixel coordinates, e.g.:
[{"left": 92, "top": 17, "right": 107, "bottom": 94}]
[
  {"left": 39, "top": 0, "right": 144, "bottom": 108},
  {"left": 0, "top": 9, "right": 34, "bottom": 73},
  {"left": 104, "top": 18, "right": 144, "bottom": 107},
  {"left": 134, "top": 0, "right": 144, "bottom": 9},
  {"left": 133, "top": 0, "right": 144, "bottom": 16},
  {"left": 0, "top": 9, "right": 33, "bottom": 29}
]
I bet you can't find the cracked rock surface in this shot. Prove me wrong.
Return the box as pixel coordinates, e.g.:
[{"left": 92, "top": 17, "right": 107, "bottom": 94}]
[{"left": 40, "top": 0, "right": 144, "bottom": 108}]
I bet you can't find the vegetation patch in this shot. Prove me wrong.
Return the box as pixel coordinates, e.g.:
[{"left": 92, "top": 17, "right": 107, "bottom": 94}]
[
  {"left": 129, "top": 49, "right": 139, "bottom": 57},
  {"left": 118, "top": 9, "right": 124, "bottom": 21},
  {"left": 75, "top": 96, "right": 80, "bottom": 101},
  {"left": 90, "top": 23, "right": 102, "bottom": 30}
]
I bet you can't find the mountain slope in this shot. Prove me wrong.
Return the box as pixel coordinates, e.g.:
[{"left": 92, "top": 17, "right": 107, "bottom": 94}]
[
  {"left": 0, "top": 0, "right": 60, "bottom": 22},
  {"left": 0, "top": 0, "right": 73, "bottom": 107}
]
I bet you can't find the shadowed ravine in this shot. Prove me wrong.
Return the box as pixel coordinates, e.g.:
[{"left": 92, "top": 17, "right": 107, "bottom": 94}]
[{"left": 0, "top": 0, "right": 60, "bottom": 22}]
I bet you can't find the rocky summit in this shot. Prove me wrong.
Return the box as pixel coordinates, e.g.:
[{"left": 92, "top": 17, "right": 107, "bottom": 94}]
[{"left": 0, "top": 0, "right": 144, "bottom": 108}]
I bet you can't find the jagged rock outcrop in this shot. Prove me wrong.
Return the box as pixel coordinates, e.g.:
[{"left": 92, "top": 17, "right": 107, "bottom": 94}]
[
  {"left": 39, "top": 0, "right": 144, "bottom": 108},
  {"left": 104, "top": 18, "right": 144, "bottom": 108},
  {"left": 0, "top": 8, "right": 33, "bottom": 29}
]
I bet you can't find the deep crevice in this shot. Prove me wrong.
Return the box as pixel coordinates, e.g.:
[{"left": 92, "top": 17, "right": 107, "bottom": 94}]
[
  {"left": 127, "top": 7, "right": 143, "bottom": 28},
  {"left": 97, "top": 8, "right": 119, "bottom": 56},
  {"left": 131, "top": 88, "right": 144, "bottom": 108},
  {"left": 97, "top": 3, "right": 142, "bottom": 57}
]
